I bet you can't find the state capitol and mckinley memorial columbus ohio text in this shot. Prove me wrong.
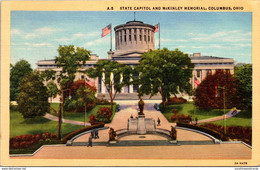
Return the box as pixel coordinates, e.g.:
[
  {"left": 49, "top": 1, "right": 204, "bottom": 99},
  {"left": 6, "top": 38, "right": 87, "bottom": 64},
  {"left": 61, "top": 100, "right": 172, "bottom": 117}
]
[{"left": 120, "top": 6, "right": 237, "bottom": 10}]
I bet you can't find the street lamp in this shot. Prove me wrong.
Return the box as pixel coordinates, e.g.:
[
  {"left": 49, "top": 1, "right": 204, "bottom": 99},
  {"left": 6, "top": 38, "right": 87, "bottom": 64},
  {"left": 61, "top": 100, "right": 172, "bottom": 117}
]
[
  {"left": 217, "top": 86, "right": 226, "bottom": 136},
  {"left": 82, "top": 75, "right": 87, "bottom": 127},
  {"left": 192, "top": 97, "right": 196, "bottom": 123}
]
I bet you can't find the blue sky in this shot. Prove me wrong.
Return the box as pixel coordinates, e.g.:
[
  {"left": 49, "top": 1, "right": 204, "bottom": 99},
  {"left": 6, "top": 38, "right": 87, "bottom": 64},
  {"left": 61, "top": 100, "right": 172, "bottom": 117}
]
[{"left": 11, "top": 11, "right": 252, "bottom": 68}]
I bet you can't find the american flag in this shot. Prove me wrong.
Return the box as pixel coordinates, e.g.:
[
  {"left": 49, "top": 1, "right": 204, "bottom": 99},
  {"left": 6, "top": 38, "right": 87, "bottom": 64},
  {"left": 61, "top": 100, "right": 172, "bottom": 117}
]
[
  {"left": 154, "top": 24, "right": 159, "bottom": 33},
  {"left": 194, "top": 76, "right": 200, "bottom": 86},
  {"left": 86, "top": 79, "right": 95, "bottom": 87},
  {"left": 101, "top": 24, "right": 111, "bottom": 38}
]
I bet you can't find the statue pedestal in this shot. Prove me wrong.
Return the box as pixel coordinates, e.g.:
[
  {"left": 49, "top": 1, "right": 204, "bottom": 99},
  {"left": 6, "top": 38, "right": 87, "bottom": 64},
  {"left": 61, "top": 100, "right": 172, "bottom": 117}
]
[{"left": 137, "top": 116, "right": 146, "bottom": 135}]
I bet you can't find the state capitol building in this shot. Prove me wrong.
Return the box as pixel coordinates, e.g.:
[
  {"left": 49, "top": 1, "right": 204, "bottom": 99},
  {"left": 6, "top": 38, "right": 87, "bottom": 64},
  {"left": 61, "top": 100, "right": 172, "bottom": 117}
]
[{"left": 37, "top": 20, "right": 235, "bottom": 99}]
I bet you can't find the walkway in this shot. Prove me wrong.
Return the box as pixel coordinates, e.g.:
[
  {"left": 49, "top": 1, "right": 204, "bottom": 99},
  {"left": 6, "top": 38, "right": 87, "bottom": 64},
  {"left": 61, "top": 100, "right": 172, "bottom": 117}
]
[
  {"left": 192, "top": 109, "right": 240, "bottom": 124},
  {"left": 44, "top": 100, "right": 240, "bottom": 126},
  {"left": 44, "top": 113, "right": 90, "bottom": 126},
  {"left": 73, "top": 103, "right": 212, "bottom": 143},
  {"left": 11, "top": 101, "right": 251, "bottom": 160}
]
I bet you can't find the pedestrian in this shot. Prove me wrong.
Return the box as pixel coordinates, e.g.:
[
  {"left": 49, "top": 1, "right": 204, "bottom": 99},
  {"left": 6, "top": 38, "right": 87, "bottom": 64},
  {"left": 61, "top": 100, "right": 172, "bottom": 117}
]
[
  {"left": 195, "top": 117, "right": 198, "bottom": 125},
  {"left": 130, "top": 115, "right": 133, "bottom": 118},
  {"left": 95, "top": 129, "right": 99, "bottom": 139},
  {"left": 157, "top": 117, "right": 161, "bottom": 126},
  {"left": 231, "top": 107, "right": 237, "bottom": 115},
  {"left": 91, "top": 130, "right": 95, "bottom": 139},
  {"left": 87, "top": 135, "right": 92, "bottom": 147}
]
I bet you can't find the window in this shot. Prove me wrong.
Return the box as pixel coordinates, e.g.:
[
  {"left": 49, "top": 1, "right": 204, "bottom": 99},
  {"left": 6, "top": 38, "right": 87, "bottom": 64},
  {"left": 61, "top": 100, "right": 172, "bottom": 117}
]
[
  {"left": 148, "top": 30, "right": 150, "bottom": 41},
  {"left": 139, "top": 29, "right": 142, "bottom": 41},
  {"left": 129, "top": 29, "right": 131, "bottom": 41},
  {"left": 206, "top": 69, "right": 211, "bottom": 76},
  {"left": 225, "top": 69, "right": 230, "bottom": 73},
  {"left": 134, "top": 28, "right": 137, "bottom": 41},
  {"left": 197, "top": 70, "right": 201, "bottom": 77}
]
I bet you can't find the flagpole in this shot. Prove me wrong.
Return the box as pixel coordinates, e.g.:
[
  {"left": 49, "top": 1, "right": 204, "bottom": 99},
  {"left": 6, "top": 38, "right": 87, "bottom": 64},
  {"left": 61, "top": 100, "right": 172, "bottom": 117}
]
[
  {"left": 110, "top": 24, "right": 112, "bottom": 51},
  {"left": 159, "top": 22, "right": 160, "bottom": 49}
]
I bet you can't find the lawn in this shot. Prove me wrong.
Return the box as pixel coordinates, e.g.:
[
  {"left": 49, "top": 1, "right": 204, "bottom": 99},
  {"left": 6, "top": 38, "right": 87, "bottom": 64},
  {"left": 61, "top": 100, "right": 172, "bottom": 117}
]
[
  {"left": 10, "top": 111, "right": 84, "bottom": 138},
  {"left": 203, "top": 110, "right": 252, "bottom": 127},
  {"left": 50, "top": 103, "right": 117, "bottom": 122},
  {"left": 162, "top": 102, "right": 228, "bottom": 121}
]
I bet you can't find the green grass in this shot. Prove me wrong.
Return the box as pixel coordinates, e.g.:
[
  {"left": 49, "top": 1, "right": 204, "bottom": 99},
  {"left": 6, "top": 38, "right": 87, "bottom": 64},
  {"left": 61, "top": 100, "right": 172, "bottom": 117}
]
[
  {"left": 203, "top": 110, "right": 252, "bottom": 127},
  {"left": 50, "top": 103, "right": 116, "bottom": 122},
  {"left": 162, "top": 102, "right": 227, "bottom": 121},
  {"left": 10, "top": 111, "right": 84, "bottom": 138}
]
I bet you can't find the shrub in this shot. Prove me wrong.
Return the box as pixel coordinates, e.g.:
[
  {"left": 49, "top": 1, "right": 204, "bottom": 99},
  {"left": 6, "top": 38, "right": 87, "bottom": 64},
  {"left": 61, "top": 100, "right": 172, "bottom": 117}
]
[
  {"left": 67, "top": 100, "right": 77, "bottom": 111},
  {"left": 167, "top": 97, "right": 187, "bottom": 105},
  {"left": 62, "top": 123, "right": 104, "bottom": 144},
  {"left": 177, "top": 122, "right": 224, "bottom": 140},
  {"left": 10, "top": 133, "right": 59, "bottom": 149},
  {"left": 171, "top": 109, "right": 179, "bottom": 114},
  {"left": 89, "top": 114, "right": 97, "bottom": 125},
  {"left": 199, "top": 123, "right": 252, "bottom": 144},
  {"left": 170, "top": 114, "right": 191, "bottom": 123},
  {"left": 96, "top": 107, "right": 112, "bottom": 123},
  {"left": 96, "top": 98, "right": 110, "bottom": 105}
]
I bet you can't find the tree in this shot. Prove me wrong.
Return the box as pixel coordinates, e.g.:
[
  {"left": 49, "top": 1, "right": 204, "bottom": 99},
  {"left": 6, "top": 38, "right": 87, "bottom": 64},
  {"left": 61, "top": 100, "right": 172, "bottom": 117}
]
[
  {"left": 10, "top": 60, "right": 33, "bottom": 101},
  {"left": 55, "top": 45, "right": 91, "bottom": 92},
  {"left": 136, "top": 48, "right": 194, "bottom": 108},
  {"left": 54, "top": 45, "right": 91, "bottom": 139},
  {"left": 194, "top": 69, "right": 247, "bottom": 110},
  {"left": 86, "top": 60, "right": 132, "bottom": 110},
  {"left": 75, "top": 86, "right": 96, "bottom": 126},
  {"left": 17, "top": 71, "right": 49, "bottom": 118},
  {"left": 40, "top": 69, "right": 56, "bottom": 82},
  {"left": 234, "top": 64, "right": 252, "bottom": 110},
  {"left": 47, "top": 81, "right": 59, "bottom": 103}
]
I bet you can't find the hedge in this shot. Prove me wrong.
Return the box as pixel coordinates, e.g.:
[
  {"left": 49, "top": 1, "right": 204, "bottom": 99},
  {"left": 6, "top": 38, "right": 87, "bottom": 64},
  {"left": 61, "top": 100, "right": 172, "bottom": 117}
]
[
  {"left": 176, "top": 122, "right": 226, "bottom": 140},
  {"left": 62, "top": 123, "right": 104, "bottom": 144}
]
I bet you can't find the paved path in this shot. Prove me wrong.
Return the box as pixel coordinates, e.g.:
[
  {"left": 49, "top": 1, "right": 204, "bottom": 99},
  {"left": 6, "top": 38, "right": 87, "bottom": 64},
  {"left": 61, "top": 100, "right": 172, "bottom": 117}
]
[
  {"left": 11, "top": 102, "right": 251, "bottom": 160},
  {"left": 44, "top": 113, "right": 90, "bottom": 126},
  {"left": 67, "top": 103, "right": 211, "bottom": 143},
  {"left": 192, "top": 110, "right": 240, "bottom": 124},
  {"left": 11, "top": 143, "right": 251, "bottom": 159},
  {"left": 44, "top": 100, "right": 240, "bottom": 126}
]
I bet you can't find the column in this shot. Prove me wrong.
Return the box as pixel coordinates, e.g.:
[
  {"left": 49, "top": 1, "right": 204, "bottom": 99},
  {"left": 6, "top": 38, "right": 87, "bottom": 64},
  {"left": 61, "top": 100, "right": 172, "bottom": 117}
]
[
  {"left": 101, "top": 72, "right": 106, "bottom": 94},
  {"left": 129, "top": 74, "right": 134, "bottom": 93},
  {"left": 141, "top": 29, "right": 144, "bottom": 45}
]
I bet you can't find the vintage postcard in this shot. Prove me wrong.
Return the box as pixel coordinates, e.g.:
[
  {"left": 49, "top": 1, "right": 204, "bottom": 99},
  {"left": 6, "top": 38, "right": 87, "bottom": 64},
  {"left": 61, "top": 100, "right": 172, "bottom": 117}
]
[{"left": 1, "top": 0, "right": 260, "bottom": 167}]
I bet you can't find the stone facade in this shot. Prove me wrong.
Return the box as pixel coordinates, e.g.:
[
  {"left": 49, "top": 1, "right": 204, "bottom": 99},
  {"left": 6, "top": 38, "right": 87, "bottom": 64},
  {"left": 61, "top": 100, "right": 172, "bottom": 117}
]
[{"left": 37, "top": 20, "right": 235, "bottom": 100}]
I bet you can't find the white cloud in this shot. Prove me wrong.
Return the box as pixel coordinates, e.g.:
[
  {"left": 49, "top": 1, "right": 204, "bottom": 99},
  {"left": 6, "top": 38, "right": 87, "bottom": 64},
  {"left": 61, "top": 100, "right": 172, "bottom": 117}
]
[
  {"left": 191, "top": 44, "right": 225, "bottom": 49},
  {"left": 188, "top": 30, "right": 251, "bottom": 43},
  {"left": 84, "top": 38, "right": 105, "bottom": 47},
  {"left": 161, "top": 38, "right": 188, "bottom": 43},
  {"left": 233, "top": 43, "right": 251, "bottom": 47},
  {"left": 55, "top": 37, "right": 72, "bottom": 43},
  {"left": 24, "top": 27, "right": 62, "bottom": 39},
  {"left": 72, "top": 31, "right": 100, "bottom": 39},
  {"left": 32, "top": 43, "right": 54, "bottom": 47},
  {"left": 11, "top": 29, "right": 21, "bottom": 35}
]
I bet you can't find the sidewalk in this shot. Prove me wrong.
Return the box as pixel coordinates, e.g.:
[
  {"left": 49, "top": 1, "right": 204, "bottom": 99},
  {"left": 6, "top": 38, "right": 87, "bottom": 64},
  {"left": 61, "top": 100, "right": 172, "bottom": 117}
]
[
  {"left": 192, "top": 110, "right": 240, "bottom": 124},
  {"left": 44, "top": 113, "right": 90, "bottom": 126}
]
